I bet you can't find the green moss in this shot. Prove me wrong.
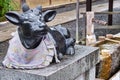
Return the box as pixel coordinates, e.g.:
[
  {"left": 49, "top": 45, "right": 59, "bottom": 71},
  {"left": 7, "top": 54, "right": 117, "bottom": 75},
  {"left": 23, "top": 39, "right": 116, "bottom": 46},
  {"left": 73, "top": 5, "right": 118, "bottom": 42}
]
[{"left": 0, "top": 16, "right": 6, "bottom": 22}]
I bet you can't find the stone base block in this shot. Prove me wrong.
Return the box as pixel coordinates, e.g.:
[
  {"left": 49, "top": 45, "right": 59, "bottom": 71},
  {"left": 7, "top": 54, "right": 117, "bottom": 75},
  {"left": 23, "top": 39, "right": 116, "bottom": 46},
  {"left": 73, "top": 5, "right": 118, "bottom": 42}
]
[
  {"left": 75, "top": 67, "right": 96, "bottom": 80},
  {"left": 0, "top": 45, "right": 99, "bottom": 80}
]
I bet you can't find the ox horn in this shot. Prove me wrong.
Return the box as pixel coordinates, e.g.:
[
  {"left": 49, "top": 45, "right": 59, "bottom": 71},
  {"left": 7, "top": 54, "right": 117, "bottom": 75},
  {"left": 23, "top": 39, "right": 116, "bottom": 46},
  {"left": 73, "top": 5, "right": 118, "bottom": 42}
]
[{"left": 21, "top": 0, "right": 30, "bottom": 12}]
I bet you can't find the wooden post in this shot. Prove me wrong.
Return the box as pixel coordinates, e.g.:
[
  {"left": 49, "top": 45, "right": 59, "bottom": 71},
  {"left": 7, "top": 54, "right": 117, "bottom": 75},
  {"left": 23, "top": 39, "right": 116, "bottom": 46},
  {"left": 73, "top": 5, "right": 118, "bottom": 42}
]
[
  {"left": 86, "top": 12, "right": 94, "bottom": 35},
  {"left": 108, "top": 0, "right": 113, "bottom": 25},
  {"left": 86, "top": 12, "right": 96, "bottom": 45},
  {"left": 86, "top": 0, "right": 92, "bottom": 11},
  {"left": 85, "top": 0, "right": 92, "bottom": 45},
  {"left": 49, "top": 0, "right": 52, "bottom": 5},
  {"left": 76, "top": 0, "right": 79, "bottom": 43}
]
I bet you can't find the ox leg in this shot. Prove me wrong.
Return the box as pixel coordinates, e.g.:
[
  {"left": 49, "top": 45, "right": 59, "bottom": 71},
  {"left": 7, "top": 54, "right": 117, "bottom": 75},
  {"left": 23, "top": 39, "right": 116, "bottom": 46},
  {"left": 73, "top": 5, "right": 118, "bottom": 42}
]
[
  {"left": 66, "top": 46, "right": 75, "bottom": 55},
  {"left": 66, "top": 38, "right": 75, "bottom": 47},
  {"left": 55, "top": 46, "right": 64, "bottom": 60},
  {"left": 65, "top": 38, "right": 75, "bottom": 55},
  {"left": 58, "top": 52, "right": 63, "bottom": 60}
]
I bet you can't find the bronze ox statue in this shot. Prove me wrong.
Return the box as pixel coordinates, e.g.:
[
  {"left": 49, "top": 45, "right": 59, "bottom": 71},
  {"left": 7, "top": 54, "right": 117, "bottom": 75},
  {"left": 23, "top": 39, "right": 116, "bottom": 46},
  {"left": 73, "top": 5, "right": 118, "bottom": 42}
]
[{"left": 2, "top": 3, "right": 75, "bottom": 69}]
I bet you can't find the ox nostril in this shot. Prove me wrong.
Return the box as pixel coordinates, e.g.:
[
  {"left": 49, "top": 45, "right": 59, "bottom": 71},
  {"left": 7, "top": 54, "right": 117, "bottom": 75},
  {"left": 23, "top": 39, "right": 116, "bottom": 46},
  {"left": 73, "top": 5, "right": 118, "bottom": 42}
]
[{"left": 40, "top": 23, "right": 46, "bottom": 27}]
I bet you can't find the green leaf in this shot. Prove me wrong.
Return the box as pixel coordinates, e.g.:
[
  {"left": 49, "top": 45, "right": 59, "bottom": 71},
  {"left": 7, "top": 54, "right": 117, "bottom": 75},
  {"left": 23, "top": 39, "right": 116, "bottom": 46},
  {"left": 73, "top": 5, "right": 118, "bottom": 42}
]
[{"left": 0, "top": 0, "right": 19, "bottom": 21}]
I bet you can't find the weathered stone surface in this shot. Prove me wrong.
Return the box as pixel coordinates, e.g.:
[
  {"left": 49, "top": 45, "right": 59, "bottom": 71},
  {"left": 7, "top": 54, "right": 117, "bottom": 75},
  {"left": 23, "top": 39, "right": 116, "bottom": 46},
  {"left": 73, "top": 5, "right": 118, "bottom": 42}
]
[
  {"left": 0, "top": 22, "right": 16, "bottom": 42},
  {"left": 96, "top": 40, "right": 120, "bottom": 79},
  {"left": 75, "top": 67, "right": 96, "bottom": 80},
  {"left": 0, "top": 45, "right": 99, "bottom": 80}
]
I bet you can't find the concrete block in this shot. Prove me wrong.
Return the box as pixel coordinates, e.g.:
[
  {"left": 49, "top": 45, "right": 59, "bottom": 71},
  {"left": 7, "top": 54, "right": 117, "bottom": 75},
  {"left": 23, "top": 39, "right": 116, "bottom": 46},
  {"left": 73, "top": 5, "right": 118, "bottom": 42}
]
[
  {"left": 85, "top": 67, "right": 96, "bottom": 80},
  {"left": 0, "top": 45, "right": 99, "bottom": 80},
  {"left": 75, "top": 72, "right": 85, "bottom": 80},
  {"left": 75, "top": 67, "right": 96, "bottom": 80}
]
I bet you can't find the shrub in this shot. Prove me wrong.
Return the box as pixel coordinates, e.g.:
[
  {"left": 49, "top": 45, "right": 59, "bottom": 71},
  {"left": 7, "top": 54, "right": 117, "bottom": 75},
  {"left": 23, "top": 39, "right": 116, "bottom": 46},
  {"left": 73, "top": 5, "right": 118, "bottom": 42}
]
[{"left": 0, "top": 0, "right": 19, "bottom": 22}]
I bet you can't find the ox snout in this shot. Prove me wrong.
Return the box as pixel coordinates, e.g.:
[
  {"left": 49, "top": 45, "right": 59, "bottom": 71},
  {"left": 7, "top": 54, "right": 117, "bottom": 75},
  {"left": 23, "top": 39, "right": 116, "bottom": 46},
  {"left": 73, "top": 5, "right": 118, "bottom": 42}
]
[{"left": 34, "top": 27, "right": 48, "bottom": 36}]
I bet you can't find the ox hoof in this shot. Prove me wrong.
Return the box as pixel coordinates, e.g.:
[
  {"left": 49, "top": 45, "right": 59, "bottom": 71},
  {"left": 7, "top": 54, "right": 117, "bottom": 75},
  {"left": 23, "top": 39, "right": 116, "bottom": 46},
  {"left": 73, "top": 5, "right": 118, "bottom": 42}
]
[
  {"left": 66, "top": 46, "right": 75, "bottom": 55},
  {"left": 58, "top": 53, "right": 63, "bottom": 60}
]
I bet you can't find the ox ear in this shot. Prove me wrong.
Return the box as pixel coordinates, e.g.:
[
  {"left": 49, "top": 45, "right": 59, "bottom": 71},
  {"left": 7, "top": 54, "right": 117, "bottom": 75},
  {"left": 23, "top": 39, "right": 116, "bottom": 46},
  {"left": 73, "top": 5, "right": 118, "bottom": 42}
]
[
  {"left": 5, "top": 11, "right": 23, "bottom": 25},
  {"left": 43, "top": 10, "right": 56, "bottom": 22}
]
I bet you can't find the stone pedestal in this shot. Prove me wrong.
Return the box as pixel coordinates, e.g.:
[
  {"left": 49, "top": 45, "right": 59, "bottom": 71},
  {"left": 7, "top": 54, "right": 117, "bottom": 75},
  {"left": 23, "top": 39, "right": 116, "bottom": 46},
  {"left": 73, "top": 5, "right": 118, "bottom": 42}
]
[
  {"left": 0, "top": 45, "right": 99, "bottom": 80},
  {"left": 75, "top": 66, "right": 96, "bottom": 80}
]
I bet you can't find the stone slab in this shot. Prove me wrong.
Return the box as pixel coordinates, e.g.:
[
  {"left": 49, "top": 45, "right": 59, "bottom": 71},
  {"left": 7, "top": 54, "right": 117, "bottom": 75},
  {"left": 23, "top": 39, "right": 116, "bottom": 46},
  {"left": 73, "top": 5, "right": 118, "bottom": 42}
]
[
  {"left": 0, "top": 22, "right": 16, "bottom": 42},
  {"left": 0, "top": 45, "right": 99, "bottom": 80}
]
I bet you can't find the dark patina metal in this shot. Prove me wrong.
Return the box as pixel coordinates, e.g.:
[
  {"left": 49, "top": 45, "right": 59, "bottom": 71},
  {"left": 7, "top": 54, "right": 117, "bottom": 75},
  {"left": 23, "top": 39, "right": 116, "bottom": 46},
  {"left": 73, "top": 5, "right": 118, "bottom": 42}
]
[{"left": 5, "top": 3, "right": 75, "bottom": 60}]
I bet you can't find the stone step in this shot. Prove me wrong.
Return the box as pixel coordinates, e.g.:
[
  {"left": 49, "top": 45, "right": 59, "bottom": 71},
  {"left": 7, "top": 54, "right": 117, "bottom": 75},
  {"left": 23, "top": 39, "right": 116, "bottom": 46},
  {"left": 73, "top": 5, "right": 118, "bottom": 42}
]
[{"left": 0, "top": 45, "right": 99, "bottom": 80}]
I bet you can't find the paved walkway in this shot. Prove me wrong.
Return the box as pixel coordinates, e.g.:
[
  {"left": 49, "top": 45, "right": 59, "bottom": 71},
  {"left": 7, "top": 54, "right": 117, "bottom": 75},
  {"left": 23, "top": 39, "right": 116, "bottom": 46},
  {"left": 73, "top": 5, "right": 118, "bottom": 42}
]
[{"left": 47, "top": 0, "right": 120, "bottom": 26}]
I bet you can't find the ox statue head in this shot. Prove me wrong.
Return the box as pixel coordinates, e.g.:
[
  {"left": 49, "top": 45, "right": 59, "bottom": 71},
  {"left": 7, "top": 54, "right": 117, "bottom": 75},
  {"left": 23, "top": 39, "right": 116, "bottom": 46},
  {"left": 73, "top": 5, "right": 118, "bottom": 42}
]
[{"left": 5, "top": 3, "right": 56, "bottom": 49}]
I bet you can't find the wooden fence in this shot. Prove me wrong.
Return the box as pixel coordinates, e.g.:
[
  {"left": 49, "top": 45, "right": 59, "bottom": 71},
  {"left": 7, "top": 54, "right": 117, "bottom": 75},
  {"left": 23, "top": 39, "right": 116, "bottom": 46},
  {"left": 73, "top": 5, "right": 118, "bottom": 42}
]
[
  {"left": 26, "top": 0, "right": 78, "bottom": 8},
  {"left": 15, "top": 0, "right": 86, "bottom": 9}
]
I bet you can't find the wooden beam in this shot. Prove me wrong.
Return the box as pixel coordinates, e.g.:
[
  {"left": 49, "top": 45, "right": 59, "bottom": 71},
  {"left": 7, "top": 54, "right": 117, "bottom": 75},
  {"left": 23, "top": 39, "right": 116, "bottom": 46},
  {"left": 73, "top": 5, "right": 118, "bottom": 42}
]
[
  {"left": 49, "top": 0, "right": 52, "bottom": 5},
  {"left": 86, "top": 0, "right": 92, "bottom": 11},
  {"left": 80, "top": 11, "right": 120, "bottom": 14},
  {"left": 108, "top": 0, "right": 113, "bottom": 25}
]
